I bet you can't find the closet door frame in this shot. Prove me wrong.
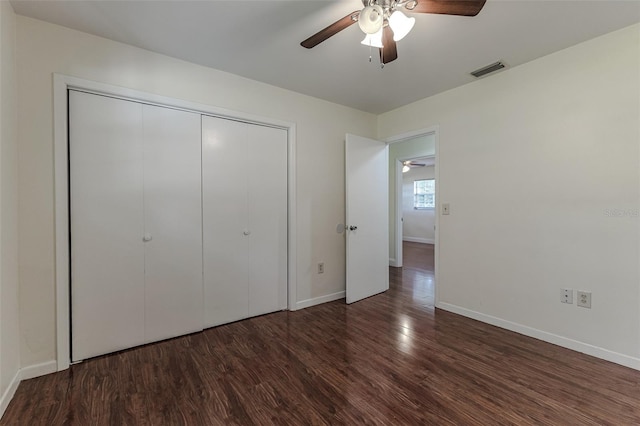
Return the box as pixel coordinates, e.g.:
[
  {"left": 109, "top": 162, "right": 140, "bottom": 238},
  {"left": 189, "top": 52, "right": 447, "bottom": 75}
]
[{"left": 53, "top": 74, "right": 297, "bottom": 372}]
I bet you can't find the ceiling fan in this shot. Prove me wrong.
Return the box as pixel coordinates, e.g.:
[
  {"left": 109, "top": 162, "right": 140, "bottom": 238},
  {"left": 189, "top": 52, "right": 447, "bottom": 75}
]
[
  {"left": 301, "top": 0, "right": 486, "bottom": 65},
  {"left": 402, "top": 160, "right": 426, "bottom": 172}
]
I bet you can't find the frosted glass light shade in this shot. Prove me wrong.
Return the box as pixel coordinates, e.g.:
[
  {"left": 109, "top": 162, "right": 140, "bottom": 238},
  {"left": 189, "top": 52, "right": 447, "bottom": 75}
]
[
  {"left": 402, "top": 164, "right": 410, "bottom": 173},
  {"left": 358, "top": 5, "right": 384, "bottom": 34},
  {"left": 360, "top": 28, "right": 384, "bottom": 48},
  {"left": 389, "top": 10, "right": 415, "bottom": 41}
]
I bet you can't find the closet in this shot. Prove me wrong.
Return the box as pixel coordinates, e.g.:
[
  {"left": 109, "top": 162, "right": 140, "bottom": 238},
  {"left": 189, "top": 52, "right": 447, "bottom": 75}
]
[
  {"left": 70, "top": 91, "right": 202, "bottom": 361},
  {"left": 69, "top": 90, "right": 288, "bottom": 362}
]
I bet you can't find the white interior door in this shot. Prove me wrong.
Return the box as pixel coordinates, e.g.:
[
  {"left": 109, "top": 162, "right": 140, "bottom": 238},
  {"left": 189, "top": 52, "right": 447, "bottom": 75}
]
[
  {"left": 70, "top": 91, "right": 146, "bottom": 361},
  {"left": 71, "top": 92, "right": 203, "bottom": 361},
  {"left": 202, "top": 116, "right": 250, "bottom": 327},
  {"left": 202, "top": 115, "right": 287, "bottom": 328},
  {"left": 246, "top": 124, "right": 288, "bottom": 316},
  {"left": 345, "top": 133, "right": 389, "bottom": 304},
  {"left": 142, "top": 105, "right": 203, "bottom": 342}
]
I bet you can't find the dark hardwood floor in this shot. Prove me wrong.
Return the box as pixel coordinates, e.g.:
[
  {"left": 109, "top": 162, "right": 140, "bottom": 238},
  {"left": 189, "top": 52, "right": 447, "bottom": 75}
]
[{"left": 3, "top": 242, "right": 639, "bottom": 425}]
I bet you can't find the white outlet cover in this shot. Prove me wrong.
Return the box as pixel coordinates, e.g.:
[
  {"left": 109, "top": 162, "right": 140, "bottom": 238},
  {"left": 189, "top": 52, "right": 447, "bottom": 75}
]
[{"left": 577, "top": 291, "right": 591, "bottom": 308}]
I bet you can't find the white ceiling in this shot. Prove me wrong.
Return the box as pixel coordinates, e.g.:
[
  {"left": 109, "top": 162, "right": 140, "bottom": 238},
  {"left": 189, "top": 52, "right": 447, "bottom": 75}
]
[{"left": 10, "top": 0, "right": 640, "bottom": 114}]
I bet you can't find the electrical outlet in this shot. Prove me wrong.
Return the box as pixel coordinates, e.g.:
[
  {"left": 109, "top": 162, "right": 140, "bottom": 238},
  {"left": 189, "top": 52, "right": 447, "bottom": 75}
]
[
  {"left": 317, "top": 262, "right": 324, "bottom": 274},
  {"left": 577, "top": 291, "right": 591, "bottom": 308},
  {"left": 561, "top": 288, "right": 573, "bottom": 304},
  {"left": 442, "top": 203, "right": 450, "bottom": 215}
]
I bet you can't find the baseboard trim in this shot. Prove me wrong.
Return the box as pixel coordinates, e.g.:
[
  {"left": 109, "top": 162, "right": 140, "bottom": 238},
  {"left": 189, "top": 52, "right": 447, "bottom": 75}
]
[
  {"left": 0, "top": 360, "right": 58, "bottom": 419},
  {"left": 403, "top": 237, "right": 434, "bottom": 244},
  {"left": 295, "top": 291, "right": 345, "bottom": 310},
  {"left": 389, "top": 258, "right": 400, "bottom": 267},
  {"left": 437, "top": 302, "right": 640, "bottom": 371},
  {"left": 0, "top": 369, "right": 20, "bottom": 420},
  {"left": 20, "top": 360, "right": 57, "bottom": 381}
]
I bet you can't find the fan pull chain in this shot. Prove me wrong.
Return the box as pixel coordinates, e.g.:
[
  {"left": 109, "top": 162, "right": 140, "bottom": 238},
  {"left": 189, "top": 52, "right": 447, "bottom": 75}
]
[{"left": 365, "top": 40, "right": 383, "bottom": 68}]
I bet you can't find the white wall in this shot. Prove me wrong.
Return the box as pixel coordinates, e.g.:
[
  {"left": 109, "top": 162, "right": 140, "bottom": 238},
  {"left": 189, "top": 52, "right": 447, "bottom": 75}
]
[
  {"left": 16, "top": 16, "right": 376, "bottom": 368},
  {"left": 379, "top": 24, "right": 640, "bottom": 368},
  {"left": 387, "top": 134, "right": 435, "bottom": 264},
  {"left": 402, "top": 166, "right": 435, "bottom": 244},
  {"left": 0, "top": 0, "right": 20, "bottom": 416}
]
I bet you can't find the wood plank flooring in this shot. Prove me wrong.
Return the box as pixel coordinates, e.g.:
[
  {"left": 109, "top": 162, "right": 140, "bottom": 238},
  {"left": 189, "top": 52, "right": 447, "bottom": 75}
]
[{"left": 3, "top": 242, "right": 639, "bottom": 425}]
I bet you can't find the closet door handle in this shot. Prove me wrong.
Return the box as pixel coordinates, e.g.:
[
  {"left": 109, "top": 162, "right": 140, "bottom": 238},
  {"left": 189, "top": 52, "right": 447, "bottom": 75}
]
[
  {"left": 243, "top": 230, "right": 251, "bottom": 236},
  {"left": 142, "top": 233, "right": 153, "bottom": 242}
]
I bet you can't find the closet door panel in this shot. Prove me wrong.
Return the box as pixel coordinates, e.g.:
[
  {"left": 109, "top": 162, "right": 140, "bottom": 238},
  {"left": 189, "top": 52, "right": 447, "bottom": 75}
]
[
  {"left": 143, "top": 105, "right": 203, "bottom": 342},
  {"left": 70, "top": 91, "right": 145, "bottom": 361},
  {"left": 247, "top": 125, "right": 288, "bottom": 316},
  {"left": 202, "top": 116, "right": 250, "bottom": 327}
]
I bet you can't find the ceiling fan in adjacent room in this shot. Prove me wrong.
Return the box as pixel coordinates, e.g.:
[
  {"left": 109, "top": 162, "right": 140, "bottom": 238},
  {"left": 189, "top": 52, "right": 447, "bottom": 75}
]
[
  {"left": 402, "top": 160, "right": 426, "bottom": 172},
  {"left": 301, "top": 0, "right": 486, "bottom": 66}
]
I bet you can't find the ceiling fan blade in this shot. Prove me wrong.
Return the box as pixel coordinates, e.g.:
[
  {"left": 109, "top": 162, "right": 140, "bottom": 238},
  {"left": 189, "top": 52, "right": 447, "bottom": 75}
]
[
  {"left": 406, "top": 0, "right": 486, "bottom": 16},
  {"left": 380, "top": 25, "right": 398, "bottom": 64},
  {"left": 410, "top": 163, "right": 426, "bottom": 167},
  {"left": 301, "top": 11, "right": 360, "bottom": 49}
]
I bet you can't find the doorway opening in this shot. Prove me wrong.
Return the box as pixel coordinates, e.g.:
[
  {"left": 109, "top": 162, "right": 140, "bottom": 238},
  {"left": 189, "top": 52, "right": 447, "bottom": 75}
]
[
  {"left": 386, "top": 128, "right": 438, "bottom": 306},
  {"left": 398, "top": 155, "right": 435, "bottom": 263}
]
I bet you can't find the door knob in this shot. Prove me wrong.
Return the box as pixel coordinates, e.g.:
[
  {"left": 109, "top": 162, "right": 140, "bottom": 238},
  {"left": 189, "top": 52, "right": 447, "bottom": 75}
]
[
  {"left": 142, "top": 233, "right": 153, "bottom": 242},
  {"left": 243, "top": 230, "right": 251, "bottom": 236},
  {"left": 349, "top": 225, "right": 358, "bottom": 231}
]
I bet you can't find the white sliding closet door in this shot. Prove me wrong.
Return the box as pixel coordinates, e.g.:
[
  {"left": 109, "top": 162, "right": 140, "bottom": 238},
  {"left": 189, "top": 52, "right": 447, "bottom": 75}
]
[
  {"left": 142, "top": 105, "right": 203, "bottom": 342},
  {"left": 70, "top": 91, "right": 202, "bottom": 361},
  {"left": 202, "top": 116, "right": 287, "bottom": 328},
  {"left": 70, "top": 91, "right": 146, "bottom": 361}
]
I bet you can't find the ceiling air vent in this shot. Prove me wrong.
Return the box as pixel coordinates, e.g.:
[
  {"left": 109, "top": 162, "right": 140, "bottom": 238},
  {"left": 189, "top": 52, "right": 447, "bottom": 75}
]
[{"left": 470, "top": 61, "right": 506, "bottom": 78}]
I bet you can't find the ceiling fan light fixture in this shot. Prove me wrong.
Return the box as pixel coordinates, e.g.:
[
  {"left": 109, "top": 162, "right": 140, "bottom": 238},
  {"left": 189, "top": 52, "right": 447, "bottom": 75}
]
[
  {"left": 300, "top": 0, "right": 487, "bottom": 66},
  {"left": 360, "top": 28, "right": 384, "bottom": 48},
  {"left": 358, "top": 5, "right": 384, "bottom": 34},
  {"left": 389, "top": 10, "right": 415, "bottom": 41},
  {"left": 402, "top": 164, "right": 410, "bottom": 173}
]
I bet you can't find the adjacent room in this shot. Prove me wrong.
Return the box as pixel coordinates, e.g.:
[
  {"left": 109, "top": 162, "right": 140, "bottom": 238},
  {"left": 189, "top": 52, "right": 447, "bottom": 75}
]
[{"left": 1, "top": 0, "right": 639, "bottom": 423}]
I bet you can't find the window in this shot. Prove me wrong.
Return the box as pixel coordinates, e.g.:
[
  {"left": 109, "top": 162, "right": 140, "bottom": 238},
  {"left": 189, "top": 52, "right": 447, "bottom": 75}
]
[{"left": 414, "top": 179, "right": 435, "bottom": 209}]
